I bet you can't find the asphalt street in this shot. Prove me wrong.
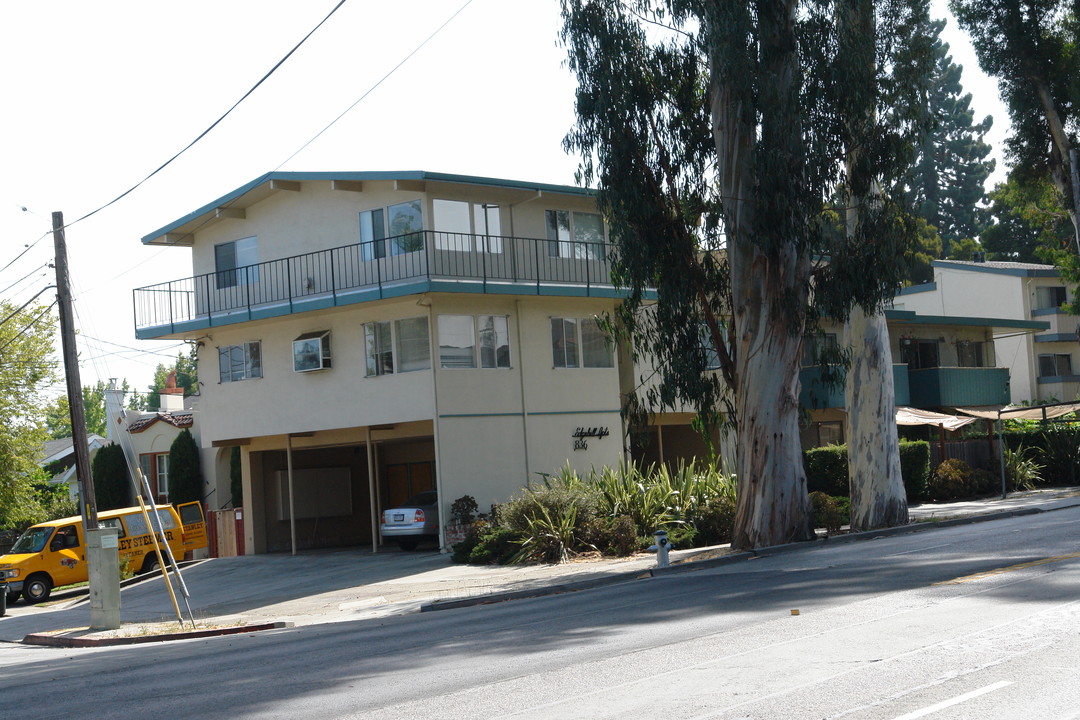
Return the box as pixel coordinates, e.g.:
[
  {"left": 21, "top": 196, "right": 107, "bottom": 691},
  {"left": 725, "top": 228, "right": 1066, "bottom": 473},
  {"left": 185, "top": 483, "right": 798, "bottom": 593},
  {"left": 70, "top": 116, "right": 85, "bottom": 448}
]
[{"left": 1, "top": 504, "right": 1078, "bottom": 719}]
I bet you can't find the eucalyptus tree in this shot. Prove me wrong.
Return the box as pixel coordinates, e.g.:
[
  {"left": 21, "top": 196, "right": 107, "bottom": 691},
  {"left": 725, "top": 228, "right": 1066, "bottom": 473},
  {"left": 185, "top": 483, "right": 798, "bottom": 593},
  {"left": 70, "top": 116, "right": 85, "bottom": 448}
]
[
  {"left": 561, "top": 0, "right": 932, "bottom": 547},
  {"left": 951, "top": 0, "right": 1080, "bottom": 259}
]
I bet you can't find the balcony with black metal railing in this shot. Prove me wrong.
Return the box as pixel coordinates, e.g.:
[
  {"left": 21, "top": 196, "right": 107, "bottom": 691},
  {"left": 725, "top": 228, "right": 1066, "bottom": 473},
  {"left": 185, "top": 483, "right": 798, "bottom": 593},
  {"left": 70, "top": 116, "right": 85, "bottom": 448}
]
[{"left": 133, "top": 231, "right": 621, "bottom": 338}]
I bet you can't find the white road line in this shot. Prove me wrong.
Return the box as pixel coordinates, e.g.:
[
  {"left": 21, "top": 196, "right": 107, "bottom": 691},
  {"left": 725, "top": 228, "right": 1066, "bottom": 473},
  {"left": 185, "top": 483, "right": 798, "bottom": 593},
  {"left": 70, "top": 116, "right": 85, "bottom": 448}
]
[{"left": 890, "top": 681, "right": 1014, "bottom": 720}]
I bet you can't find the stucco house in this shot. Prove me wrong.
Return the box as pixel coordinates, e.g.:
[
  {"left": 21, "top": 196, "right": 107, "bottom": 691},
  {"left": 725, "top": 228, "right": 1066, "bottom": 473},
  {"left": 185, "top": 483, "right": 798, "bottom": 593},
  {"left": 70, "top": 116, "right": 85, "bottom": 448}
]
[
  {"left": 40, "top": 433, "right": 108, "bottom": 502},
  {"left": 104, "top": 380, "right": 197, "bottom": 506},
  {"left": 133, "top": 171, "right": 631, "bottom": 554},
  {"left": 894, "top": 259, "right": 1077, "bottom": 405}
]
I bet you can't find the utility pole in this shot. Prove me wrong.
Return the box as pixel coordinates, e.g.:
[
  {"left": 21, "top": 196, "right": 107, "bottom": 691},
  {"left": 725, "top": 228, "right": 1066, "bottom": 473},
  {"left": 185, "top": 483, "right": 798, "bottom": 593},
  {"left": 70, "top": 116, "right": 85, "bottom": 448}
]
[
  {"left": 53, "top": 211, "right": 119, "bottom": 629},
  {"left": 52, "top": 211, "right": 98, "bottom": 528}
]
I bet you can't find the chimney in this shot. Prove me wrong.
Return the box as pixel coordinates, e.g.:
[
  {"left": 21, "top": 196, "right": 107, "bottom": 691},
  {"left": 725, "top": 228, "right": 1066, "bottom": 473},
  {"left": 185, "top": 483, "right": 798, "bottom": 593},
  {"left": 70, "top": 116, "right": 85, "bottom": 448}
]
[{"left": 160, "top": 369, "right": 184, "bottom": 412}]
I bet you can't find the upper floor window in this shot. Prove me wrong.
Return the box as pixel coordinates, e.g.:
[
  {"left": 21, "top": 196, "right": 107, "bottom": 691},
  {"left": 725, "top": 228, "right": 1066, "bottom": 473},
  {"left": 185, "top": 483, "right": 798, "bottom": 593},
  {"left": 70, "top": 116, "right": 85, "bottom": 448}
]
[
  {"left": 551, "top": 317, "right": 613, "bottom": 369},
  {"left": 433, "top": 199, "right": 502, "bottom": 252},
  {"left": 900, "top": 338, "right": 939, "bottom": 369},
  {"left": 801, "top": 333, "right": 838, "bottom": 367},
  {"left": 359, "top": 200, "right": 424, "bottom": 260},
  {"left": 219, "top": 341, "right": 262, "bottom": 383},
  {"left": 1038, "top": 353, "right": 1073, "bottom": 378},
  {"left": 1036, "top": 285, "right": 1067, "bottom": 310},
  {"left": 437, "top": 315, "right": 510, "bottom": 369},
  {"left": 215, "top": 236, "right": 259, "bottom": 289},
  {"left": 545, "top": 210, "right": 606, "bottom": 260},
  {"left": 293, "top": 331, "right": 332, "bottom": 372},
  {"left": 365, "top": 317, "right": 431, "bottom": 376},
  {"left": 956, "top": 340, "right": 986, "bottom": 368}
]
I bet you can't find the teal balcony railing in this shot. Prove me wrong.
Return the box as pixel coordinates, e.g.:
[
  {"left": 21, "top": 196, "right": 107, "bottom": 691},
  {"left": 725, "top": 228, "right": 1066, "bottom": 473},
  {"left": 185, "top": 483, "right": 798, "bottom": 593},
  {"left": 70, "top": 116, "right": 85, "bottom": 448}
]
[
  {"left": 908, "top": 367, "right": 1010, "bottom": 407},
  {"left": 133, "top": 231, "right": 614, "bottom": 337},
  {"left": 799, "top": 364, "right": 911, "bottom": 410}
]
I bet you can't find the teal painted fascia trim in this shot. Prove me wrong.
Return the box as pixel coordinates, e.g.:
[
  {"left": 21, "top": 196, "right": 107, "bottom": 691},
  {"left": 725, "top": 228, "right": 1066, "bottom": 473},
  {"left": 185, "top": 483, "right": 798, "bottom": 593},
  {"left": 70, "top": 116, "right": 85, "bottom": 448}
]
[
  {"left": 143, "top": 170, "right": 594, "bottom": 244},
  {"left": 896, "top": 282, "right": 936, "bottom": 296},
  {"left": 891, "top": 312, "right": 1049, "bottom": 330},
  {"left": 1034, "top": 333, "right": 1077, "bottom": 343},
  {"left": 1031, "top": 307, "right": 1067, "bottom": 317},
  {"left": 931, "top": 260, "right": 1059, "bottom": 278},
  {"left": 884, "top": 309, "right": 917, "bottom": 321},
  {"left": 439, "top": 409, "right": 620, "bottom": 419}
]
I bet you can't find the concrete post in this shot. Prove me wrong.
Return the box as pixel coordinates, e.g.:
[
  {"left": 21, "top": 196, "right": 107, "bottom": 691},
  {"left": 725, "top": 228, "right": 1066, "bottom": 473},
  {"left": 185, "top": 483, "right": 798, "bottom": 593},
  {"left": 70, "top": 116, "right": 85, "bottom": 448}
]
[{"left": 87, "top": 527, "right": 120, "bottom": 630}]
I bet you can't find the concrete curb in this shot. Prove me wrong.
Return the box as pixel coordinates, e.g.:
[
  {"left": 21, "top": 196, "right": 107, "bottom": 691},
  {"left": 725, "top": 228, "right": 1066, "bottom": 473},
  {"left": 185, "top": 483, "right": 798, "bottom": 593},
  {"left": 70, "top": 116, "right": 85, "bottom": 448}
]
[
  {"left": 22, "top": 621, "right": 291, "bottom": 648},
  {"left": 420, "top": 499, "right": 1080, "bottom": 612}
]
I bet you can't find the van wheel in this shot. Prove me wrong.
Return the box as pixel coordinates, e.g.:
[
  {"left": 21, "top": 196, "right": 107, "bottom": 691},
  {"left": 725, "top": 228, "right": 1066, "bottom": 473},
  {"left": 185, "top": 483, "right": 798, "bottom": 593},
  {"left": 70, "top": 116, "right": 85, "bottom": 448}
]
[
  {"left": 142, "top": 554, "right": 161, "bottom": 574},
  {"left": 23, "top": 574, "right": 52, "bottom": 604},
  {"left": 397, "top": 540, "right": 419, "bottom": 551}
]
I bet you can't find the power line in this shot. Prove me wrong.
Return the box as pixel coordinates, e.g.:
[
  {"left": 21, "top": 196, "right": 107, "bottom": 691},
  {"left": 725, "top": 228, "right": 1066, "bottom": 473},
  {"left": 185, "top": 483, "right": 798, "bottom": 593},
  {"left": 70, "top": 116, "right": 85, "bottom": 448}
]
[
  {"left": 87, "top": 0, "right": 477, "bottom": 292},
  {"left": 275, "top": 0, "right": 476, "bottom": 170},
  {"left": 0, "top": 299, "right": 57, "bottom": 355},
  {"left": 63, "top": 0, "right": 350, "bottom": 231},
  {"left": 1, "top": 230, "right": 50, "bottom": 274},
  {"left": 1, "top": 260, "right": 53, "bottom": 295}
]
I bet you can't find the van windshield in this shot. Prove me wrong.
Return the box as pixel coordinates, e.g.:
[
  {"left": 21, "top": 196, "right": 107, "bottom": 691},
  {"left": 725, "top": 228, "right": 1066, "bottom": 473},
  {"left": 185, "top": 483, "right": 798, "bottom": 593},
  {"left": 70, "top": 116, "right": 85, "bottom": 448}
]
[{"left": 10, "top": 526, "right": 54, "bottom": 554}]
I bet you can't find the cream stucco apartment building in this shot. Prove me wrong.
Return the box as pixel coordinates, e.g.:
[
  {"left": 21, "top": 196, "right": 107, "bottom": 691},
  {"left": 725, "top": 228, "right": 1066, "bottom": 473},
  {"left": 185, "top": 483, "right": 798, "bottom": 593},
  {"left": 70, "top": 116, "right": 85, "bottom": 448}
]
[
  {"left": 134, "top": 171, "right": 640, "bottom": 554},
  {"left": 894, "top": 259, "right": 1078, "bottom": 405}
]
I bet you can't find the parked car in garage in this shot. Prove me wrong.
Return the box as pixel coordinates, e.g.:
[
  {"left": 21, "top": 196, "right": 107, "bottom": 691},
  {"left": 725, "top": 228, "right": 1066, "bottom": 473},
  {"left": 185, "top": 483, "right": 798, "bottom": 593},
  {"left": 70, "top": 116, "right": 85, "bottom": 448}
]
[{"left": 380, "top": 491, "right": 439, "bottom": 551}]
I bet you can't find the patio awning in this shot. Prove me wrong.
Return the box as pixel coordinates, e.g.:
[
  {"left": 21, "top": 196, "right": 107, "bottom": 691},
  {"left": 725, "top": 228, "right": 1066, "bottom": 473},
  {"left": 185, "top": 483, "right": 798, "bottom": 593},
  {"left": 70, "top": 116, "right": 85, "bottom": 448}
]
[
  {"left": 895, "top": 407, "right": 977, "bottom": 430},
  {"left": 955, "top": 402, "right": 1080, "bottom": 421}
]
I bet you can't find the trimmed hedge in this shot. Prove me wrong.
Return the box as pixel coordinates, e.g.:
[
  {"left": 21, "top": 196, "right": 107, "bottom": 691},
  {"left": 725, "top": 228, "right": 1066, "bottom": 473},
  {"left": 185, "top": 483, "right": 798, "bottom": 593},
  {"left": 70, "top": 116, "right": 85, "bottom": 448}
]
[{"left": 804, "top": 440, "right": 931, "bottom": 501}]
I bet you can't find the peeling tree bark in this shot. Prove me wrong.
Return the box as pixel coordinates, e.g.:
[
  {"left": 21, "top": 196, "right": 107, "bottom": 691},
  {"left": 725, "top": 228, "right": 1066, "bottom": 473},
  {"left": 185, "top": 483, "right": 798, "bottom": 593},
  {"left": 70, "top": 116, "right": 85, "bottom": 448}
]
[{"left": 844, "top": 306, "right": 908, "bottom": 529}]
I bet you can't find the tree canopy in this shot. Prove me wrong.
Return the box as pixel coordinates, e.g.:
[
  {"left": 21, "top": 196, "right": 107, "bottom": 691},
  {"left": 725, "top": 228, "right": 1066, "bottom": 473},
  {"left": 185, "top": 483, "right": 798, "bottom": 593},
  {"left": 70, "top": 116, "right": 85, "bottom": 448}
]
[
  {"left": 898, "top": 17, "right": 995, "bottom": 255},
  {"left": 0, "top": 300, "right": 59, "bottom": 528},
  {"left": 560, "top": 0, "right": 933, "bottom": 547},
  {"left": 951, "top": 0, "right": 1080, "bottom": 291},
  {"left": 136, "top": 346, "right": 198, "bottom": 411}
]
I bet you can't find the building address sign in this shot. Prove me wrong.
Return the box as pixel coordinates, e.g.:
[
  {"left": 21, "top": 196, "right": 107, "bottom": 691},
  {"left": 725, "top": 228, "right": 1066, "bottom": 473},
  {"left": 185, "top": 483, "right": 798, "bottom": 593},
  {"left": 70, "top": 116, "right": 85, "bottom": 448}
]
[{"left": 572, "top": 426, "right": 609, "bottom": 451}]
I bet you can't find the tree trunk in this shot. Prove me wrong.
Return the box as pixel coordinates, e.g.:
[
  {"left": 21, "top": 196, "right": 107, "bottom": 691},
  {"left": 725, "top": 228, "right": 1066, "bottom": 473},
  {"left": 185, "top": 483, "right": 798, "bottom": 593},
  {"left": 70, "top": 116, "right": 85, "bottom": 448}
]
[
  {"left": 844, "top": 306, "right": 908, "bottom": 530},
  {"left": 711, "top": 0, "right": 814, "bottom": 550},
  {"left": 730, "top": 252, "right": 815, "bottom": 548}
]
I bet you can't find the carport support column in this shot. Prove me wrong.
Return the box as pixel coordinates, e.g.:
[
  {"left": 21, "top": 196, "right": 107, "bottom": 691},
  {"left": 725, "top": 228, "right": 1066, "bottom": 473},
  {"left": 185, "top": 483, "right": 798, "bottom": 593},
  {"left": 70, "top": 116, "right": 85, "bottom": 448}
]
[
  {"left": 87, "top": 526, "right": 120, "bottom": 630},
  {"left": 286, "top": 435, "right": 297, "bottom": 556},
  {"left": 367, "top": 426, "right": 378, "bottom": 553}
]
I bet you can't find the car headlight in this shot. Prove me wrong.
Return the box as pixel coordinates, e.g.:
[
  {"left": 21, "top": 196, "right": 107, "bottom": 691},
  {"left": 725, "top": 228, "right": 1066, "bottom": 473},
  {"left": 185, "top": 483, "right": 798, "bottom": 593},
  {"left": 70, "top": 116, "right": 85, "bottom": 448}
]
[{"left": 0, "top": 568, "right": 18, "bottom": 579}]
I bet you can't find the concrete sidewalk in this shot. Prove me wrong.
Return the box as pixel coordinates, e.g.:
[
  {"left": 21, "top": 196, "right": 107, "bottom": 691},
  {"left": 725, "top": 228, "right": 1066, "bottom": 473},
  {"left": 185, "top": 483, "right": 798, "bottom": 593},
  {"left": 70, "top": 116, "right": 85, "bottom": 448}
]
[{"left": 4, "top": 486, "right": 1079, "bottom": 647}]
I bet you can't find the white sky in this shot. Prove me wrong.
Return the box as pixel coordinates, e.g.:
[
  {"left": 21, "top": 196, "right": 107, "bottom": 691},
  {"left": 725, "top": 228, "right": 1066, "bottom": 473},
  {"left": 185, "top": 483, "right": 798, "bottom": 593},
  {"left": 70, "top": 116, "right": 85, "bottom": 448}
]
[{"left": 0, "top": 0, "right": 1007, "bottom": 400}]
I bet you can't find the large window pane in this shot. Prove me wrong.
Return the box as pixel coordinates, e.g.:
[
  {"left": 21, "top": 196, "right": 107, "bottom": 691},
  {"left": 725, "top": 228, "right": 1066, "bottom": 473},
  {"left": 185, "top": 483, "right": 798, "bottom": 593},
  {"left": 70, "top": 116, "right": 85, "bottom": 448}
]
[
  {"left": 475, "top": 204, "right": 502, "bottom": 253},
  {"left": 365, "top": 321, "right": 393, "bottom": 376},
  {"left": 214, "top": 237, "right": 259, "bottom": 288},
  {"left": 581, "top": 318, "right": 613, "bottom": 368},
  {"left": 433, "top": 199, "right": 472, "bottom": 251},
  {"left": 388, "top": 200, "right": 424, "bottom": 255},
  {"left": 479, "top": 315, "right": 510, "bottom": 368},
  {"left": 573, "top": 212, "right": 604, "bottom": 260},
  {"left": 551, "top": 317, "right": 579, "bottom": 368},
  {"left": 438, "top": 315, "right": 476, "bottom": 368},
  {"left": 545, "top": 210, "right": 571, "bottom": 258},
  {"left": 359, "top": 209, "right": 386, "bottom": 260},
  {"left": 395, "top": 317, "right": 431, "bottom": 372}
]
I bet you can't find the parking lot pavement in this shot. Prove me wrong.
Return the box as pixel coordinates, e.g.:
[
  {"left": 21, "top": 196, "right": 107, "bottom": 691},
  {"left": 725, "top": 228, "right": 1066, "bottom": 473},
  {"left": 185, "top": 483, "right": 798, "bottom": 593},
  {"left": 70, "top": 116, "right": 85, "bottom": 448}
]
[{"left": 3, "top": 486, "right": 1078, "bottom": 645}]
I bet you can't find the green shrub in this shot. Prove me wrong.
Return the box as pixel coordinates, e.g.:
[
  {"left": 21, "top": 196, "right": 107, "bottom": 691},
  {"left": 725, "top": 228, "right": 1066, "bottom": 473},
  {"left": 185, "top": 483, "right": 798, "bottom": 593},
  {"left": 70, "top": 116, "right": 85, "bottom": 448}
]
[
  {"left": 806, "top": 441, "right": 931, "bottom": 502},
  {"left": 810, "top": 491, "right": 843, "bottom": 534},
  {"left": 1003, "top": 444, "right": 1043, "bottom": 491},
  {"left": 899, "top": 440, "right": 930, "bottom": 501},
  {"left": 804, "top": 445, "right": 849, "bottom": 496},
  {"left": 467, "top": 528, "right": 520, "bottom": 565},
  {"left": 450, "top": 495, "right": 479, "bottom": 525},
  {"left": 168, "top": 428, "right": 203, "bottom": 505},
  {"left": 927, "top": 458, "right": 975, "bottom": 501},
  {"left": 689, "top": 495, "right": 737, "bottom": 546}
]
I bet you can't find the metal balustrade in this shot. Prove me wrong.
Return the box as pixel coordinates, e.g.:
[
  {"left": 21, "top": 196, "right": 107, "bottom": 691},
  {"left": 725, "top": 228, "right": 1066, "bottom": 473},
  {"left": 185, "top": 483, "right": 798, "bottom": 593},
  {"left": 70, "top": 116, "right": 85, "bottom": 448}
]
[{"left": 133, "top": 231, "right": 615, "bottom": 335}]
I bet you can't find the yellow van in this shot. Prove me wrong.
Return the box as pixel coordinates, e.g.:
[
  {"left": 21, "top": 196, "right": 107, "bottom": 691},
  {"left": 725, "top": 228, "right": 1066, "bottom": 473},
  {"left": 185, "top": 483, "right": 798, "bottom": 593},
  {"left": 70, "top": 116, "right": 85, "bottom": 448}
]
[{"left": 0, "top": 502, "right": 206, "bottom": 604}]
